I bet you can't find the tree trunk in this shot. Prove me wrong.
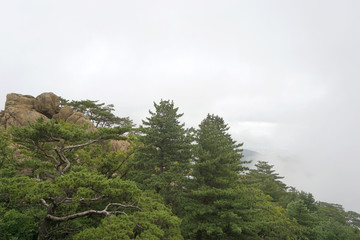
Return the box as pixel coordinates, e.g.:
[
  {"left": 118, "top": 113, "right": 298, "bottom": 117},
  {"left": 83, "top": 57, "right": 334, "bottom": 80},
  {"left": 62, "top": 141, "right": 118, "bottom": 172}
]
[
  {"left": 37, "top": 218, "right": 51, "bottom": 240},
  {"left": 38, "top": 202, "right": 55, "bottom": 240}
]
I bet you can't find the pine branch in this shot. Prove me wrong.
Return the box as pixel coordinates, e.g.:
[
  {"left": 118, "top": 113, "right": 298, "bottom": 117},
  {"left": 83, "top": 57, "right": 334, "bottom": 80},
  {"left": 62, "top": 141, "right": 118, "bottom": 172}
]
[{"left": 43, "top": 202, "right": 141, "bottom": 222}]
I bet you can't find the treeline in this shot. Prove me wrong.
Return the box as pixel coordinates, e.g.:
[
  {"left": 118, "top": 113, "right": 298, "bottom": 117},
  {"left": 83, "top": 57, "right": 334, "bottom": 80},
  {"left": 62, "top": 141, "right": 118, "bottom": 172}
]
[{"left": 0, "top": 99, "right": 359, "bottom": 239}]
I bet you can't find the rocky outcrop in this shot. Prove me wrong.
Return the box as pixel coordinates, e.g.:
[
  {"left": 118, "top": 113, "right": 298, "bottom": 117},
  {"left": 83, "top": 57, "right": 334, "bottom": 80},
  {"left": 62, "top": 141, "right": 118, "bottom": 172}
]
[
  {"left": 3, "top": 108, "right": 49, "bottom": 127},
  {"left": 6, "top": 93, "right": 35, "bottom": 110},
  {"left": 108, "top": 140, "right": 131, "bottom": 152},
  {"left": 66, "top": 112, "right": 93, "bottom": 126},
  {"left": 0, "top": 93, "right": 49, "bottom": 128},
  {"left": 52, "top": 105, "right": 94, "bottom": 128},
  {"left": 0, "top": 92, "right": 126, "bottom": 151},
  {"left": 0, "top": 92, "right": 97, "bottom": 131},
  {"left": 53, "top": 105, "right": 74, "bottom": 121},
  {"left": 34, "top": 92, "right": 60, "bottom": 118}
]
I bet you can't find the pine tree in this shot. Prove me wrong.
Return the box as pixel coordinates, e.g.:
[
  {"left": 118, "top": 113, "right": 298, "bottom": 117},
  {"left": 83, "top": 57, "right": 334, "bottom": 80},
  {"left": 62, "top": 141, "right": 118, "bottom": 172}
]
[
  {"left": 129, "top": 100, "right": 192, "bottom": 208},
  {"left": 60, "top": 98, "right": 133, "bottom": 128},
  {"left": 193, "top": 114, "right": 244, "bottom": 188},
  {"left": 247, "top": 161, "right": 287, "bottom": 203},
  {"left": 0, "top": 118, "right": 183, "bottom": 239},
  {"left": 182, "top": 114, "right": 250, "bottom": 240}
]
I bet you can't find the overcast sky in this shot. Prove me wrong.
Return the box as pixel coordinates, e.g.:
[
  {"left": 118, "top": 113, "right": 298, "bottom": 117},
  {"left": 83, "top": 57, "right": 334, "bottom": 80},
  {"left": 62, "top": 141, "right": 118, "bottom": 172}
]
[{"left": 1, "top": 0, "right": 359, "bottom": 212}]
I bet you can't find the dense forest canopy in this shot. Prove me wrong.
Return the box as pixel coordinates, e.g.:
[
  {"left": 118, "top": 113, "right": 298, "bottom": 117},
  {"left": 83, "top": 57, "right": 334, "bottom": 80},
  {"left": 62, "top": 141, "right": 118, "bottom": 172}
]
[{"left": 0, "top": 96, "right": 359, "bottom": 240}]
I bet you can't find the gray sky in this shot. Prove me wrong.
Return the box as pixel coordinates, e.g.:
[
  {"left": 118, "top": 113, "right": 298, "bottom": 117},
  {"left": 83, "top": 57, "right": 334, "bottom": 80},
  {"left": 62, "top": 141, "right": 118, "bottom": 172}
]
[{"left": 1, "top": 0, "right": 360, "bottom": 212}]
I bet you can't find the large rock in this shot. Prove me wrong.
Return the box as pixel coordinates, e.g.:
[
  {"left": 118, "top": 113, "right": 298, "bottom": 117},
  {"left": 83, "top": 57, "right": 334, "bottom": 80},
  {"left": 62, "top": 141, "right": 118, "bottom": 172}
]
[
  {"left": 5, "top": 93, "right": 35, "bottom": 110},
  {"left": 66, "top": 112, "right": 93, "bottom": 126},
  {"left": 54, "top": 106, "right": 95, "bottom": 130},
  {"left": 3, "top": 107, "right": 48, "bottom": 127},
  {"left": 0, "top": 92, "right": 95, "bottom": 132},
  {"left": 108, "top": 140, "right": 131, "bottom": 152},
  {"left": 1, "top": 93, "right": 49, "bottom": 128},
  {"left": 53, "top": 105, "right": 74, "bottom": 121},
  {"left": 34, "top": 92, "right": 60, "bottom": 118}
]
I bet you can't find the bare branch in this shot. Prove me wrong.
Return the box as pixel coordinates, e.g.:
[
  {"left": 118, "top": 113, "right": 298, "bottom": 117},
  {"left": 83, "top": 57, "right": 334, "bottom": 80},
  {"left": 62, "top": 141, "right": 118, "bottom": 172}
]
[
  {"left": 40, "top": 199, "right": 50, "bottom": 208},
  {"left": 62, "top": 156, "right": 71, "bottom": 174},
  {"left": 54, "top": 195, "right": 69, "bottom": 205},
  {"left": 46, "top": 209, "right": 107, "bottom": 221},
  {"left": 54, "top": 147, "right": 71, "bottom": 175},
  {"left": 45, "top": 202, "right": 140, "bottom": 221},
  {"left": 49, "top": 134, "right": 62, "bottom": 142},
  {"left": 106, "top": 202, "right": 142, "bottom": 211},
  {"left": 63, "top": 137, "right": 102, "bottom": 151},
  {"left": 61, "top": 195, "right": 105, "bottom": 204},
  {"left": 44, "top": 172, "right": 57, "bottom": 180},
  {"left": 83, "top": 195, "right": 105, "bottom": 202}
]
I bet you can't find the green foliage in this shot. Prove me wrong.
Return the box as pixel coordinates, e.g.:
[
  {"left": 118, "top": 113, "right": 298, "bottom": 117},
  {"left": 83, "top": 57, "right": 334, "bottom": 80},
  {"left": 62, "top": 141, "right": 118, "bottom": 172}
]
[
  {"left": 74, "top": 192, "right": 183, "bottom": 240},
  {"left": 246, "top": 190, "right": 306, "bottom": 240},
  {"left": 182, "top": 186, "right": 246, "bottom": 240},
  {"left": 0, "top": 166, "right": 182, "bottom": 239},
  {"left": 316, "top": 201, "right": 347, "bottom": 224},
  {"left": 312, "top": 220, "right": 360, "bottom": 240},
  {"left": 0, "top": 208, "right": 37, "bottom": 239},
  {"left": 0, "top": 118, "right": 182, "bottom": 239},
  {"left": 192, "top": 114, "right": 245, "bottom": 189},
  {"left": 287, "top": 199, "right": 315, "bottom": 227},
  {"left": 129, "top": 100, "right": 192, "bottom": 209},
  {"left": 182, "top": 185, "right": 303, "bottom": 240},
  {"left": 246, "top": 161, "right": 287, "bottom": 204},
  {"left": 346, "top": 210, "right": 360, "bottom": 228},
  {"left": 75, "top": 134, "right": 138, "bottom": 179},
  {"left": 297, "top": 191, "right": 318, "bottom": 212},
  {"left": 285, "top": 198, "right": 360, "bottom": 239},
  {"left": 0, "top": 129, "right": 14, "bottom": 169},
  {"left": 182, "top": 114, "right": 248, "bottom": 239},
  {"left": 182, "top": 115, "right": 310, "bottom": 240},
  {"left": 9, "top": 119, "right": 129, "bottom": 178},
  {"left": 60, "top": 98, "right": 133, "bottom": 128}
]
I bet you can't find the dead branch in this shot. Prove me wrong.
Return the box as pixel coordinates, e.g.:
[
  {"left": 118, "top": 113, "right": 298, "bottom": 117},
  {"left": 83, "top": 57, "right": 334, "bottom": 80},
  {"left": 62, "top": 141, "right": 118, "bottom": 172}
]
[
  {"left": 63, "top": 137, "right": 102, "bottom": 151},
  {"left": 40, "top": 199, "right": 50, "bottom": 208},
  {"left": 45, "top": 202, "right": 140, "bottom": 222}
]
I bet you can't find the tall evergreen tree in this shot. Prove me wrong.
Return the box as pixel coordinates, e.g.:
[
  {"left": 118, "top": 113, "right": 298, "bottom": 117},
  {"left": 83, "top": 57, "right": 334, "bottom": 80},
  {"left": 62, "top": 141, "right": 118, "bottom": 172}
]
[
  {"left": 194, "top": 114, "right": 244, "bottom": 188},
  {"left": 129, "top": 100, "right": 192, "bottom": 208},
  {"left": 182, "top": 114, "right": 250, "bottom": 239}
]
